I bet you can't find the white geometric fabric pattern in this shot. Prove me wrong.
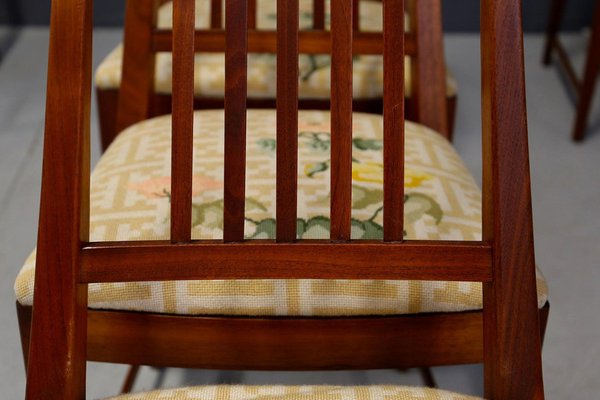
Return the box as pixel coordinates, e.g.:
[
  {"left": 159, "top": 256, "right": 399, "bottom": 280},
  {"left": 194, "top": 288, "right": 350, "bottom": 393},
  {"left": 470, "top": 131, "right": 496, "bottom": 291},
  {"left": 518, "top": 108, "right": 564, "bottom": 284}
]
[
  {"left": 15, "top": 110, "right": 548, "bottom": 316},
  {"left": 104, "top": 385, "right": 482, "bottom": 400},
  {"left": 94, "top": 0, "right": 458, "bottom": 99}
]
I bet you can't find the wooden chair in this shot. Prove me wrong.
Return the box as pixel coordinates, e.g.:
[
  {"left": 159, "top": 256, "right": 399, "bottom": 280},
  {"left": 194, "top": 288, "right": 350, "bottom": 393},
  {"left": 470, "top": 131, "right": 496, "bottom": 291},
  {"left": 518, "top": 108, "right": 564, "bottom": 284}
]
[
  {"left": 95, "top": 0, "right": 458, "bottom": 151},
  {"left": 19, "top": 0, "right": 548, "bottom": 398},
  {"left": 543, "top": 0, "right": 600, "bottom": 141}
]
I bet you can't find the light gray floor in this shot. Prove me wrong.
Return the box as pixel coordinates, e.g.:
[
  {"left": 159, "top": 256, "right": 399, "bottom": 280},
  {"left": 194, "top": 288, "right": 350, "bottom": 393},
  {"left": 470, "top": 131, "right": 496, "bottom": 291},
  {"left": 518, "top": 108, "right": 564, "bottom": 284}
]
[{"left": 0, "top": 28, "right": 599, "bottom": 399}]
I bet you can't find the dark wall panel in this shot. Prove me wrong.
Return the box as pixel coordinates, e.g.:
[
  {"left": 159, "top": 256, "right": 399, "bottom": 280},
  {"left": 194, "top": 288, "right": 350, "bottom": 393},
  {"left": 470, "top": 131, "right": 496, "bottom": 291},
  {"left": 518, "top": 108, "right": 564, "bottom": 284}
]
[{"left": 0, "top": 0, "right": 597, "bottom": 31}]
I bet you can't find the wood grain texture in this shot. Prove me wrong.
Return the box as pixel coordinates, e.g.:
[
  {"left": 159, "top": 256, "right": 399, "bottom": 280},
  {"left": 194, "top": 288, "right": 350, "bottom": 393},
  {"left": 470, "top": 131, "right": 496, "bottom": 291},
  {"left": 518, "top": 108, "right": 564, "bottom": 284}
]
[
  {"left": 313, "top": 0, "right": 325, "bottom": 29},
  {"left": 115, "top": 0, "right": 159, "bottom": 134},
  {"left": 170, "top": 0, "right": 195, "bottom": 243},
  {"left": 407, "top": 0, "right": 448, "bottom": 138},
  {"left": 276, "top": 0, "right": 299, "bottom": 242},
  {"left": 18, "top": 303, "right": 550, "bottom": 372},
  {"left": 383, "top": 0, "right": 405, "bottom": 242},
  {"left": 329, "top": 0, "right": 353, "bottom": 241},
  {"left": 223, "top": 0, "right": 249, "bottom": 242},
  {"left": 152, "top": 29, "right": 417, "bottom": 55},
  {"left": 24, "top": 0, "right": 92, "bottom": 398},
  {"left": 481, "top": 0, "right": 545, "bottom": 398},
  {"left": 210, "top": 0, "right": 222, "bottom": 29},
  {"left": 81, "top": 240, "right": 492, "bottom": 283}
]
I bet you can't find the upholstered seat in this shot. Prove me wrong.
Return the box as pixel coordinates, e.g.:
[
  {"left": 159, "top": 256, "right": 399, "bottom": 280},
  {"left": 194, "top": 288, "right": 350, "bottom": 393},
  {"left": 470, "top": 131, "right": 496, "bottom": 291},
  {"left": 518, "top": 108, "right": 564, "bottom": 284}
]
[
  {"left": 94, "top": 0, "right": 457, "bottom": 99},
  {"left": 105, "top": 385, "right": 482, "bottom": 400},
  {"left": 15, "top": 110, "right": 547, "bottom": 316}
]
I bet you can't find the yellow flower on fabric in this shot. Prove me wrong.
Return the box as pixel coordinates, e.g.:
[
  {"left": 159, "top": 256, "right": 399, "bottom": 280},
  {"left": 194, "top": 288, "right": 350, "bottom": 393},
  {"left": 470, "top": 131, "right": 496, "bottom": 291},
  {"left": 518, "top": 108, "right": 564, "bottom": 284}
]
[{"left": 352, "top": 162, "right": 431, "bottom": 188}]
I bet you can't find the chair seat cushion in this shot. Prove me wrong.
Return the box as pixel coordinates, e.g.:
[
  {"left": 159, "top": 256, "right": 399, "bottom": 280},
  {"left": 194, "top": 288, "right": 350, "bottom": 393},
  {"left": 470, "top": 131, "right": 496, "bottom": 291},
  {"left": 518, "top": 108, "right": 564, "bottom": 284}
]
[
  {"left": 94, "top": 0, "right": 457, "bottom": 99},
  {"left": 15, "top": 110, "right": 547, "bottom": 316},
  {"left": 105, "top": 385, "right": 482, "bottom": 400}
]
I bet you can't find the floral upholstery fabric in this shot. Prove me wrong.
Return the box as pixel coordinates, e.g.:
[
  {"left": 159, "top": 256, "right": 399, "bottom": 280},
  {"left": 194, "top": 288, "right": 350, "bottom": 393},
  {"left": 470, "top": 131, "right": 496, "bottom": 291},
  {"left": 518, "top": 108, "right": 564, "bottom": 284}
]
[
  {"left": 105, "top": 385, "right": 482, "bottom": 400},
  {"left": 94, "top": 0, "right": 457, "bottom": 99},
  {"left": 15, "top": 110, "right": 548, "bottom": 316}
]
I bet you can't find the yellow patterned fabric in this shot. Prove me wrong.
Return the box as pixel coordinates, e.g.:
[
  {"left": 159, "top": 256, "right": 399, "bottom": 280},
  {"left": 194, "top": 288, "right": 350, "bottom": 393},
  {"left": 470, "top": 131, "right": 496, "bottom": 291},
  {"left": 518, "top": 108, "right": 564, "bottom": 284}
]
[
  {"left": 105, "top": 385, "right": 482, "bottom": 400},
  {"left": 15, "top": 110, "right": 548, "bottom": 316},
  {"left": 94, "top": 0, "right": 457, "bottom": 98}
]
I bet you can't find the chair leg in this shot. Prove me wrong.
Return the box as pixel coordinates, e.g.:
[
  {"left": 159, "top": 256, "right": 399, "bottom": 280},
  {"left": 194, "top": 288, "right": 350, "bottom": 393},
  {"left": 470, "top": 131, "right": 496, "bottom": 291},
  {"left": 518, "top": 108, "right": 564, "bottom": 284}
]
[
  {"left": 543, "top": 0, "right": 568, "bottom": 65},
  {"left": 16, "top": 302, "right": 32, "bottom": 372},
  {"left": 120, "top": 365, "right": 142, "bottom": 394},
  {"left": 418, "top": 367, "right": 437, "bottom": 388},
  {"left": 573, "top": 1, "right": 600, "bottom": 142}
]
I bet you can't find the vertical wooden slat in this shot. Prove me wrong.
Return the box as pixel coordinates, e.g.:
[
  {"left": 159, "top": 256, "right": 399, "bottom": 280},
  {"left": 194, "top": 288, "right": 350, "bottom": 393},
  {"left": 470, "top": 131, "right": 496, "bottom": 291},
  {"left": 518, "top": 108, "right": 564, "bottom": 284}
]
[
  {"left": 115, "top": 0, "right": 159, "bottom": 135},
  {"left": 353, "top": 0, "right": 360, "bottom": 31},
  {"left": 223, "top": 0, "right": 249, "bottom": 242},
  {"left": 277, "top": 0, "right": 299, "bottom": 242},
  {"left": 330, "top": 0, "right": 353, "bottom": 241},
  {"left": 383, "top": 0, "right": 404, "bottom": 242},
  {"left": 481, "top": 0, "right": 545, "bottom": 398},
  {"left": 408, "top": 0, "right": 448, "bottom": 138},
  {"left": 211, "top": 0, "right": 223, "bottom": 29},
  {"left": 248, "top": 0, "right": 257, "bottom": 29},
  {"left": 171, "top": 0, "right": 195, "bottom": 243},
  {"left": 25, "top": 0, "right": 92, "bottom": 398},
  {"left": 313, "top": 0, "right": 325, "bottom": 29}
]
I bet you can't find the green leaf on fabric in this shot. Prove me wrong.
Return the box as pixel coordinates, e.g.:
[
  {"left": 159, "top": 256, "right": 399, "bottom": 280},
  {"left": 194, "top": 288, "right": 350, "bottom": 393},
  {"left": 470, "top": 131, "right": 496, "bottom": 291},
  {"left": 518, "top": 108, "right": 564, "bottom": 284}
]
[
  {"left": 257, "top": 138, "right": 276, "bottom": 152},
  {"left": 301, "top": 216, "right": 331, "bottom": 239},
  {"left": 192, "top": 200, "right": 224, "bottom": 229},
  {"left": 404, "top": 192, "right": 443, "bottom": 225},
  {"left": 352, "top": 185, "right": 383, "bottom": 209},
  {"left": 352, "top": 138, "right": 383, "bottom": 151},
  {"left": 250, "top": 218, "right": 277, "bottom": 239},
  {"left": 305, "top": 161, "right": 330, "bottom": 178},
  {"left": 246, "top": 198, "right": 268, "bottom": 212}
]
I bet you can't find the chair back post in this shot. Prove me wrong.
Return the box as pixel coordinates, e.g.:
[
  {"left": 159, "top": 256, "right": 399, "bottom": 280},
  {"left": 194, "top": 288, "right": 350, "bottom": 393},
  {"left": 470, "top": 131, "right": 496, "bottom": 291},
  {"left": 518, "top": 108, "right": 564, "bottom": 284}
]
[
  {"left": 407, "top": 0, "right": 448, "bottom": 138},
  {"left": 25, "top": 0, "right": 92, "bottom": 398},
  {"left": 480, "top": 0, "right": 544, "bottom": 398},
  {"left": 115, "top": 0, "right": 160, "bottom": 134}
]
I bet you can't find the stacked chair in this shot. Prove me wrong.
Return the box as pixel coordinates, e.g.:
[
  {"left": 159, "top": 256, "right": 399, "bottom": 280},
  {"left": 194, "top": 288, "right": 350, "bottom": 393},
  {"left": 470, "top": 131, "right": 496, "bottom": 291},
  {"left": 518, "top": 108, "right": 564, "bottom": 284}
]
[
  {"left": 95, "top": 0, "right": 458, "bottom": 150},
  {"left": 543, "top": 0, "right": 600, "bottom": 141},
  {"left": 17, "top": 0, "right": 549, "bottom": 398}
]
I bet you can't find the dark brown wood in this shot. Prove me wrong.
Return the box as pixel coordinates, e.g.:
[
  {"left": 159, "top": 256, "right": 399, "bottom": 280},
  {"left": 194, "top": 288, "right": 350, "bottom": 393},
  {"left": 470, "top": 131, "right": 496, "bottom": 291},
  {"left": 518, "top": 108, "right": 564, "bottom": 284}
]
[
  {"left": 408, "top": 0, "right": 448, "bottom": 138},
  {"left": 97, "top": 88, "right": 457, "bottom": 152},
  {"left": 170, "top": 0, "right": 195, "bottom": 243},
  {"left": 542, "top": 0, "right": 567, "bottom": 65},
  {"left": 276, "top": 0, "right": 299, "bottom": 242},
  {"left": 223, "top": 0, "right": 248, "bottom": 242},
  {"left": 18, "top": 304, "right": 550, "bottom": 372},
  {"left": 210, "top": 0, "right": 222, "bottom": 29},
  {"left": 80, "top": 240, "right": 493, "bottom": 283},
  {"left": 481, "top": 0, "right": 545, "bottom": 398},
  {"left": 542, "top": 0, "right": 600, "bottom": 142},
  {"left": 313, "top": 0, "right": 325, "bottom": 29},
  {"left": 383, "top": 0, "right": 405, "bottom": 242},
  {"left": 330, "top": 0, "right": 353, "bottom": 241},
  {"left": 248, "top": 0, "right": 257, "bottom": 29},
  {"left": 152, "top": 29, "right": 417, "bottom": 55},
  {"left": 119, "top": 365, "right": 141, "bottom": 394},
  {"left": 24, "top": 0, "right": 92, "bottom": 398},
  {"left": 27, "top": 0, "right": 547, "bottom": 397},
  {"left": 116, "top": 0, "right": 159, "bottom": 134},
  {"left": 572, "top": 0, "right": 600, "bottom": 141}
]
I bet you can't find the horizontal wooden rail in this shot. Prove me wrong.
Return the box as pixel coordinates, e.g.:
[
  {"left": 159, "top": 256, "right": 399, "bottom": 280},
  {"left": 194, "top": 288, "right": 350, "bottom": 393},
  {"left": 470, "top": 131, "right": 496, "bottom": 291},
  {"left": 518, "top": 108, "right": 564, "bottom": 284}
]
[
  {"left": 80, "top": 241, "right": 492, "bottom": 283},
  {"left": 152, "top": 29, "right": 417, "bottom": 55}
]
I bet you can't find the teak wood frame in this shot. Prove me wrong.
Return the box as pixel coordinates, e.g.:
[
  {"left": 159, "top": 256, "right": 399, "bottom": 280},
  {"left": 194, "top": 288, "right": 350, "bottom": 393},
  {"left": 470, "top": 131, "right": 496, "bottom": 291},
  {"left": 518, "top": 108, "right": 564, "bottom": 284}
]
[
  {"left": 542, "top": 0, "right": 600, "bottom": 141},
  {"left": 95, "top": 0, "right": 456, "bottom": 151},
  {"left": 23, "top": 0, "right": 546, "bottom": 399}
]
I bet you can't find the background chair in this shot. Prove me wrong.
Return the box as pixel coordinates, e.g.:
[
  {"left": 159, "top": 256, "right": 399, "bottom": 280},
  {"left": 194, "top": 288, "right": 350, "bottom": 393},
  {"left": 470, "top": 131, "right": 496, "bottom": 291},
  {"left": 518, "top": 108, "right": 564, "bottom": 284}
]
[
  {"left": 95, "top": 0, "right": 458, "bottom": 151},
  {"left": 543, "top": 0, "right": 600, "bottom": 141},
  {"left": 20, "top": 0, "right": 546, "bottom": 398}
]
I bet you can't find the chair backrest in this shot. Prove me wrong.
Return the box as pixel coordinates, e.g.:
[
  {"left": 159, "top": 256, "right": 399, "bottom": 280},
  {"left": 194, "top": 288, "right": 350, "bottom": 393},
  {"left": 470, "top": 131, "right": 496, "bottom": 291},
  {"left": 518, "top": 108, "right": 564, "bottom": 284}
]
[
  {"left": 25, "top": 0, "right": 544, "bottom": 399},
  {"left": 115, "top": 0, "right": 449, "bottom": 138}
]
